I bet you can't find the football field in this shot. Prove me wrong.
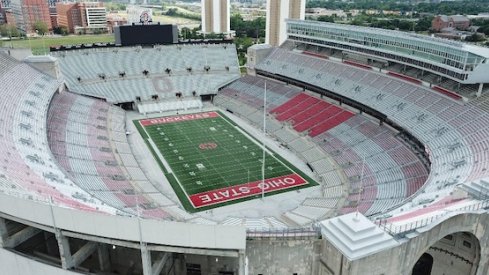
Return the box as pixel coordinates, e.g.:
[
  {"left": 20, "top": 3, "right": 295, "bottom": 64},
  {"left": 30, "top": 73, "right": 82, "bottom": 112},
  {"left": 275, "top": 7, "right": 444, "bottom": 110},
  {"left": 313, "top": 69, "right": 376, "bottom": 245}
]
[{"left": 135, "top": 111, "right": 317, "bottom": 212}]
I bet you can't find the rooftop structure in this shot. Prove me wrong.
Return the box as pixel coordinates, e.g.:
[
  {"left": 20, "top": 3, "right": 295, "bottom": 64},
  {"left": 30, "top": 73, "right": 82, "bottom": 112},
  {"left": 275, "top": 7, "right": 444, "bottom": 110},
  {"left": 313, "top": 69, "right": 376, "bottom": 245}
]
[
  {"left": 286, "top": 20, "right": 489, "bottom": 88},
  {"left": 320, "top": 212, "right": 398, "bottom": 260}
]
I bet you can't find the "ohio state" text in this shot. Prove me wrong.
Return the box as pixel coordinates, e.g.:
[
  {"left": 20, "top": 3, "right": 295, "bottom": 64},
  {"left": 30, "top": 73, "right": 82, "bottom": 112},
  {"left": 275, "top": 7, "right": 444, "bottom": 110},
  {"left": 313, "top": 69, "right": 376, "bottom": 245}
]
[{"left": 189, "top": 174, "right": 307, "bottom": 208}]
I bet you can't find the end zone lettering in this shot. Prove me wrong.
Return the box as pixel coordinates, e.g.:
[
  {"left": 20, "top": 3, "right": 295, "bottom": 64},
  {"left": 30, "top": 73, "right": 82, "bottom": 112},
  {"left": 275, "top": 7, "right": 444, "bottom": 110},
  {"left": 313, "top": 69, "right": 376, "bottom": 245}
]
[
  {"left": 140, "top": 112, "right": 219, "bottom": 126},
  {"left": 189, "top": 174, "right": 308, "bottom": 208}
]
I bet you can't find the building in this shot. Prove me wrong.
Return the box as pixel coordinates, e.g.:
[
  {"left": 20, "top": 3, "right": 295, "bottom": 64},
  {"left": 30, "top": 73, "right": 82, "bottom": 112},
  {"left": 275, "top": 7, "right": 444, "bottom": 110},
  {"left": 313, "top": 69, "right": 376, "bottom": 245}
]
[
  {"left": 0, "top": 0, "right": 10, "bottom": 9},
  {"left": 286, "top": 19, "right": 489, "bottom": 94},
  {"left": 49, "top": 6, "right": 57, "bottom": 29},
  {"left": 201, "top": 0, "right": 230, "bottom": 34},
  {"left": 55, "top": 2, "right": 80, "bottom": 33},
  {"left": 56, "top": 1, "right": 106, "bottom": 34},
  {"left": 106, "top": 12, "right": 127, "bottom": 33},
  {"left": 9, "top": 0, "right": 51, "bottom": 34},
  {"left": 46, "top": 0, "right": 58, "bottom": 8},
  {"left": 4, "top": 9, "right": 14, "bottom": 25},
  {"left": 265, "top": 0, "right": 305, "bottom": 46},
  {"left": 432, "top": 15, "right": 470, "bottom": 31}
]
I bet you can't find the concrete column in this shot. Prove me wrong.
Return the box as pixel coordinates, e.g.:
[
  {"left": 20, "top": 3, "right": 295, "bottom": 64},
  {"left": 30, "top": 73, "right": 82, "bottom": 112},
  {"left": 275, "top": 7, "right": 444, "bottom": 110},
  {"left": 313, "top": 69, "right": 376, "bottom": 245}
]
[
  {"left": 0, "top": 218, "right": 8, "bottom": 247},
  {"left": 477, "top": 83, "right": 484, "bottom": 97},
  {"left": 141, "top": 243, "right": 152, "bottom": 275},
  {"left": 207, "top": 255, "right": 218, "bottom": 274},
  {"left": 174, "top": 254, "right": 187, "bottom": 275},
  {"left": 152, "top": 252, "right": 170, "bottom": 275},
  {"left": 161, "top": 254, "right": 174, "bottom": 274},
  {"left": 56, "top": 232, "right": 74, "bottom": 269},
  {"left": 70, "top": 242, "right": 98, "bottom": 268},
  {"left": 44, "top": 232, "right": 58, "bottom": 256},
  {"left": 97, "top": 244, "right": 111, "bottom": 271},
  {"left": 238, "top": 251, "right": 246, "bottom": 275},
  {"left": 3, "top": 226, "right": 41, "bottom": 248}
]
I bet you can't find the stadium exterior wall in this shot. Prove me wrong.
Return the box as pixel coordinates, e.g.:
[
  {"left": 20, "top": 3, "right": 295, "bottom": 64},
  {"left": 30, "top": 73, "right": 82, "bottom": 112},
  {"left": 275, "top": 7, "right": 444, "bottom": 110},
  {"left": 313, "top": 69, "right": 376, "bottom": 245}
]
[
  {"left": 246, "top": 238, "right": 321, "bottom": 274},
  {"left": 0, "top": 248, "right": 83, "bottom": 275},
  {"left": 319, "top": 212, "right": 489, "bottom": 275},
  {"left": 0, "top": 193, "right": 246, "bottom": 251}
]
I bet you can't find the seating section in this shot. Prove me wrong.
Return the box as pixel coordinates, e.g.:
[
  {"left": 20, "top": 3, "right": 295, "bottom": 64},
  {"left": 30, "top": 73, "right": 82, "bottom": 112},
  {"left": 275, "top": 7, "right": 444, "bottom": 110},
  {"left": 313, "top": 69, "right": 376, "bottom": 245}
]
[
  {"left": 313, "top": 116, "right": 429, "bottom": 215},
  {"left": 4, "top": 43, "right": 489, "bottom": 229},
  {"left": 217, "top": 75, "right": 302, "bottom": 112},
  {"left": 256, "top": 47, "right": 489, "bottom": 217},
  {"left": 0, "top": 53, "right": 117, "bottom": 213},
  {"left": 137, "top": 98, "right": 203, "bottom": 114},
  {"left": 52, "top": 43, "right": 240, "bottom": 103},
  {"left": 47, "top": 92, "right": 170, "bottom": 219},
  {"left": 272, "top": 93, "right": 354, "bottom": 136},
  {"left": 215, "top": 74, "right": 429, "bottom": 217}
]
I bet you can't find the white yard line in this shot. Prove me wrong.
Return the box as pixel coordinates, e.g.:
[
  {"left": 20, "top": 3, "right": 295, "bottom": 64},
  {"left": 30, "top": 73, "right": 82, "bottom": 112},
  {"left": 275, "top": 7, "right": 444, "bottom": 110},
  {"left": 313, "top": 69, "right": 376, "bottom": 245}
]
[
  {"left": 139, "top": 121, "right": 195, "bottom": 206},
  {"left": 219, "top": 113, "right": 303, "bottom": 179}
]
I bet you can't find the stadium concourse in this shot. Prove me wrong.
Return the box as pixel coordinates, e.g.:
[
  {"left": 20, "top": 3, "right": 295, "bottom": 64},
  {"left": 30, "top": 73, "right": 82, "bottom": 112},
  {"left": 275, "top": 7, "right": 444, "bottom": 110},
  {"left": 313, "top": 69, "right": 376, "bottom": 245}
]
[{"left": 0, "top": 24, "right": 489, "bottom": 274}]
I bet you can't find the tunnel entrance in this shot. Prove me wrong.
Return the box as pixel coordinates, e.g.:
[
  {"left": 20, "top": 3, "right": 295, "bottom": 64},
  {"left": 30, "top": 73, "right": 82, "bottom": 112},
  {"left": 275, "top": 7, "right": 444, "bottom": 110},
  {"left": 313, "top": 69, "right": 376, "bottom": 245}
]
[
  {"left": 412, "top": 253, "right": 433, "bottom": 275},
  {"left": 412, "top": 232, "right": 480, "bottom": 275}
]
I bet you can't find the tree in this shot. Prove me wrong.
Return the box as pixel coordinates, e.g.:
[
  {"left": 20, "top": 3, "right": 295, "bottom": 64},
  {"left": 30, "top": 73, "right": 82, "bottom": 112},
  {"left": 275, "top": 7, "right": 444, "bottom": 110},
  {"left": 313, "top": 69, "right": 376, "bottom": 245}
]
[
  {"left": 465, "top": 33, "right": 485, "bottom": 42},
  {"left": 317, "top": 15, "right": 335, "bottom": 23},
  {"left": 230, "top": 14, "right": 265, "bottom": 38},
  {"left": 414, "top": 16, "right": 433, "bottom": 32},
  {"left": 0, "top": 24, "right": 20, "bottom": 38},
  {"left": 53, "top": 26, "right": 69, "bottom": 36},
  {"left": 398, "top": 20, "right": 413, "bottom": 31},
  {"left": 33, "top": 21, "right": 48, "bottom": 35},
  {"left": 478, "top": 24, "right": 489, "bottom": 36},
  {"left": 165, "top": 8, "right": 178, "bottom": 16}
]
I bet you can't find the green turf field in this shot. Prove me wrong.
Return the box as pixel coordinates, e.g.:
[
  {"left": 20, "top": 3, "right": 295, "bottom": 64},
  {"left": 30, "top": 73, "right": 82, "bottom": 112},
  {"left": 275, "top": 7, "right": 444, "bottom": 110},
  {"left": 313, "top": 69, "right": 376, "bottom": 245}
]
[{"left": 135, "top": 111, "right": 317, "bottom": 212}]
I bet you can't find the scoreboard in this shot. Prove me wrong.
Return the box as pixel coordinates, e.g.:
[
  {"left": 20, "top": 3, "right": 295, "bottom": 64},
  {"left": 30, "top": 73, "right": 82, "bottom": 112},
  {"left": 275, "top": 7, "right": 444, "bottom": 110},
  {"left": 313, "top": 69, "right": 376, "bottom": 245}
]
[{"left": 114, "top": 24, "right": 178, "bottom": 46}]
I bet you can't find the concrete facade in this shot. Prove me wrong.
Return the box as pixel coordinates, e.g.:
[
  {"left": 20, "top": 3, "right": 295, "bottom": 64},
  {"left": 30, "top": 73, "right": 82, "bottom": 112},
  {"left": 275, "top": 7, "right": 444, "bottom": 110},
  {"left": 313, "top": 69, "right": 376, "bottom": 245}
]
[
  {"left": 246, "top": 238, "right": 321, "bottom": 274},
  {"left": 319, "top": 212, "right": 489, "bottom": 275},
  {"left": 2, "top": 207, "right": 489, "bottom": 274}
]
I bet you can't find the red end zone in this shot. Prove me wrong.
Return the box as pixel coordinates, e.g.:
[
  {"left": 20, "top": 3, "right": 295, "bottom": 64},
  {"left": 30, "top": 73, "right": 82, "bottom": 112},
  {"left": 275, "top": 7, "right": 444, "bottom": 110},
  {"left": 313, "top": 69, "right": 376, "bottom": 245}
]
[
  {"left": 189, "top": 174, "right": 308, "bottom": 208},
  {"left": 140, "top": 111, "right": 220, "bottom": 126}
]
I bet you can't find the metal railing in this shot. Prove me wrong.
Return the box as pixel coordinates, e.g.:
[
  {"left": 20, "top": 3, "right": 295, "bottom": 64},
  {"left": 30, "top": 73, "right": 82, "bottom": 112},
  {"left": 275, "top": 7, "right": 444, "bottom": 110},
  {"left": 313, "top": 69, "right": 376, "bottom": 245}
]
[
  {"left": 246, "top": 225, "right": 321, "bottom": 239},
  {"left": 375, "top": 199, "right": 489, "bottom": 236}
]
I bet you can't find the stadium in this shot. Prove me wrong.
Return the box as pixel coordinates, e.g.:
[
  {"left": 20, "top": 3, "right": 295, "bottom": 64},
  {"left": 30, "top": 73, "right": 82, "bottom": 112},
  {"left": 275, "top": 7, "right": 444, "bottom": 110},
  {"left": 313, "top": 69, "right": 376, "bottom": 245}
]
[{"left": 1, "top": 19, "right": 489, "bottom": 275}]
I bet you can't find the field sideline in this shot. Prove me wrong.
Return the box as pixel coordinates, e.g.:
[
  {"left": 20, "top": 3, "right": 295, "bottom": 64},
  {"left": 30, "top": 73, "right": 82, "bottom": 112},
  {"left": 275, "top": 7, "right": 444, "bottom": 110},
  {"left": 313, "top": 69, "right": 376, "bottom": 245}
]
[{"left": 134, "top": 111, "right": 318, "bottom": 212}]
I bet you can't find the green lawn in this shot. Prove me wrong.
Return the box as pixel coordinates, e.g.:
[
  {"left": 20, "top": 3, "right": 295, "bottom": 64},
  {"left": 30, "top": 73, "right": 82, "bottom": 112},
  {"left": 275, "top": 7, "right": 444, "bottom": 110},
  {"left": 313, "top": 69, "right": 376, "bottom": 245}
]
[
  {"left": 0, "top": 34, "right": 115, "bottom": 55},
  {"left": 135, "top": 111, "right": 317, "bottom": 212}
]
